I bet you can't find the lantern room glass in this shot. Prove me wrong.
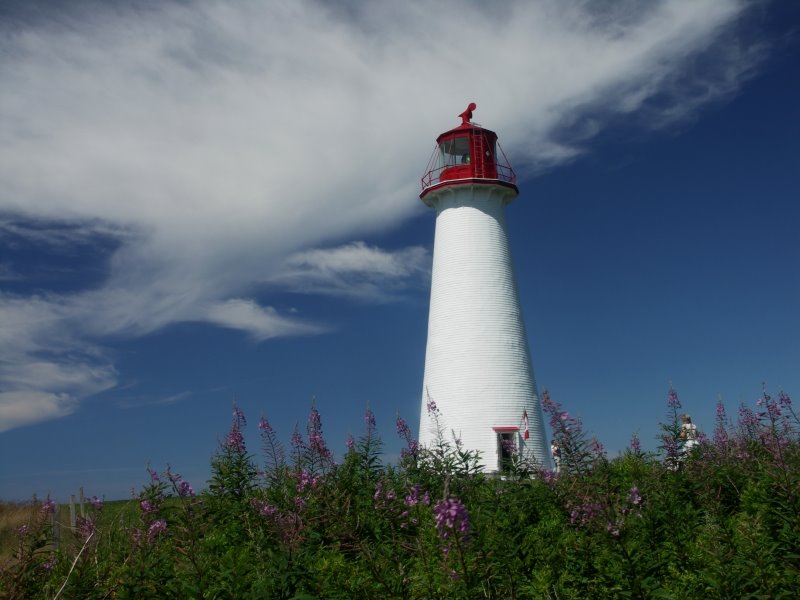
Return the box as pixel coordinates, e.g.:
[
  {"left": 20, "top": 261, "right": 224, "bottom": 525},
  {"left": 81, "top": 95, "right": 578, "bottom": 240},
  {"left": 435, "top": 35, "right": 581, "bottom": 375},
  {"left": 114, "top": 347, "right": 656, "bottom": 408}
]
[{"left": 439, "top": 135, "right": 471, "bottom": 167}]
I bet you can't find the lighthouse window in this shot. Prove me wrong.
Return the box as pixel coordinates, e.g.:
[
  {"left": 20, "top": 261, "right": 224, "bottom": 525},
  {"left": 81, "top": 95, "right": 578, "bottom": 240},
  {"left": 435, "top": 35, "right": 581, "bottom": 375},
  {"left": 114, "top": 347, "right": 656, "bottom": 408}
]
[{"left": 439, "top": 136, "right": 471, "bottom": 167}]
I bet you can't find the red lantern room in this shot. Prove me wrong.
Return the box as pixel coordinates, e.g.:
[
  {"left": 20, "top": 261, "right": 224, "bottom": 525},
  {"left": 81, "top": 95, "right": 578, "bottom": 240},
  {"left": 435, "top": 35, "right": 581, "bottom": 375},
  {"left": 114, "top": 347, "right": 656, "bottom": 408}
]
[{"left": 420, "top": 102, "right": 517, "bottom": 205}]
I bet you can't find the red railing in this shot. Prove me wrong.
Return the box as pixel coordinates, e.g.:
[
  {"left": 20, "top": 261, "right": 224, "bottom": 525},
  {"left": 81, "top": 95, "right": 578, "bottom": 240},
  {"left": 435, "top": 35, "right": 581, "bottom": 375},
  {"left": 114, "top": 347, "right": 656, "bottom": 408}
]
[{"left": 420, "top": 140, "right": 517, "bottom": 193}]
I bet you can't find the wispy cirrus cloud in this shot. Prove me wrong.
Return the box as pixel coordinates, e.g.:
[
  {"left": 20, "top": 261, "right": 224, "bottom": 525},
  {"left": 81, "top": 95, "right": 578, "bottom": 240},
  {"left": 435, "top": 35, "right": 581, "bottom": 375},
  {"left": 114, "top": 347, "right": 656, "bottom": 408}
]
[
  {"left": 203, "top": 299, "right": 326, "bottom": 341},
  {"left": 0, "top": 0, "right": 767, "bottom": 431},
  {"left": 115, "top": 390, "right": 192, "bottom": 410},
  {"left": 271, "top": 242, "right": 430, "bottom": 302},
  {"left": 0, "top": 216, "right": 129, "bottom": 251}
]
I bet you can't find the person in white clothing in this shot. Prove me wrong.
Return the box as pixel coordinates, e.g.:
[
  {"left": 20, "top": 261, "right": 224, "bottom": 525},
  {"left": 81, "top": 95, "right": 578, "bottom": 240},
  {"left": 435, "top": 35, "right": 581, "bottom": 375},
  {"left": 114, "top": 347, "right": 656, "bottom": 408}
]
[
  {"left": 551, "top": 440, "right": 561, "bottom": 473},
  {"left": 679, "top": 414, "right": 698, "bottom": 458}
]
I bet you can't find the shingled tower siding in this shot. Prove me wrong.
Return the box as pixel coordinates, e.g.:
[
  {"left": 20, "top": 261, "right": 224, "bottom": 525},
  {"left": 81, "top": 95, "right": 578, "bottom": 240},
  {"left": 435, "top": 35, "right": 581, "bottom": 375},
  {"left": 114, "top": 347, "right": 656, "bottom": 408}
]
[{"left": 419, "top": 182, "right": 550, "bottom": 471}]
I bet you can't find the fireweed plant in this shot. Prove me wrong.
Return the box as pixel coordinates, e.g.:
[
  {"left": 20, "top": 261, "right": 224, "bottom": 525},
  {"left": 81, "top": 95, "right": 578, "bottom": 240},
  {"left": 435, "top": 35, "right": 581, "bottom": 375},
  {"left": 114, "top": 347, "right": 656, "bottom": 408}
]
[{"left": 2, "top": 390, "right": 799, "bottom": 599}]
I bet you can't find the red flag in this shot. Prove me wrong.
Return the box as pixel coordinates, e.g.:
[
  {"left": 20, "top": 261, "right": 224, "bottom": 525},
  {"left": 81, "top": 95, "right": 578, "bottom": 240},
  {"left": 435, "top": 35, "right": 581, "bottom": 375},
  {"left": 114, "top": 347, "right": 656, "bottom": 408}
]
[{"left": 522, "top": 409, "right": 530, "bottom": 440}]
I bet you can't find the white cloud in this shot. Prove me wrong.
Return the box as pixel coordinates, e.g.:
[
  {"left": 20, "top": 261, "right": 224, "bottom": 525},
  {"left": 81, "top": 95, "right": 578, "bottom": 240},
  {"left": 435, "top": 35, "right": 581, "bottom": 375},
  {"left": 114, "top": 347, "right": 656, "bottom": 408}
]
[
  {"left": 0, "top": 0, "right": 766, "bottom": 430},
  {"left": 203, "top": 299, "right": 326, "bottom": 341},
  {"left": 0, "top": 391, "right": 76, "bottom": 433},
  {"left": 115, "top": 390, "right": 193, "bottom": 410},
  {"left": 0, "top": 293, "right": 118, "bottom": 430},
  {"left": 272, "top": 242, "right": 430, "bottom": 302},
  {"left": 0, "top": 217, "right": 129, "bottom": 251}
]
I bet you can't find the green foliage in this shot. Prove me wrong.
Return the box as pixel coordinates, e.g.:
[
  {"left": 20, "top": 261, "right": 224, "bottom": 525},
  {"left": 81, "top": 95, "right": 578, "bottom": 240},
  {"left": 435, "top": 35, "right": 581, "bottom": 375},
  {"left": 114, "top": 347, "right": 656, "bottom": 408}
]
[{"left": 2, "top": 387, "right": 799, "bottom": 599}]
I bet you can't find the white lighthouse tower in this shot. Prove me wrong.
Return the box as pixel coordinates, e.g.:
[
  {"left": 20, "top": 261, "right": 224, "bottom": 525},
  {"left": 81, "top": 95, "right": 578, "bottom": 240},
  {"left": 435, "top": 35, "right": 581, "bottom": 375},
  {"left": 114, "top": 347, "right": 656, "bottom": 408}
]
[{"left": 418, "top": 103, "right": 550, "bottom": 472}]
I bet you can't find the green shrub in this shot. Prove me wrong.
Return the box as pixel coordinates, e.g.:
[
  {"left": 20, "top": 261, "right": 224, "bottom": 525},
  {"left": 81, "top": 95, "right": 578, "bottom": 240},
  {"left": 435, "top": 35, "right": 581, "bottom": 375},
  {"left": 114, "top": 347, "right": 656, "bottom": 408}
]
[{"left": 2, "top": 387, "right": 798, "bottom": 599}]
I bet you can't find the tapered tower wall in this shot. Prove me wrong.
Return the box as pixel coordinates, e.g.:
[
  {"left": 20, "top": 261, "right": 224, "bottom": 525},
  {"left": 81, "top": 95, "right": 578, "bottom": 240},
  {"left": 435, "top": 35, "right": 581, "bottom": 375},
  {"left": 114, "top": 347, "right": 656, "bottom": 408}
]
[{"left": 419, "top": 182, "right": 550, "bottom": 470}]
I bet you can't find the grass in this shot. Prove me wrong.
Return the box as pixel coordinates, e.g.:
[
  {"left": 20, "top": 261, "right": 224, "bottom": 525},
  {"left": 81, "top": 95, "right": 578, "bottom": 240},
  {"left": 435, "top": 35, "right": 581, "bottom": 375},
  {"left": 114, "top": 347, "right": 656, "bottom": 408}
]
[
  {"left": 0, "top": 502, "right": 34, "bottom": 561},
  {"left": 0, "top": 499, "right": 141, "bottom": 564}
]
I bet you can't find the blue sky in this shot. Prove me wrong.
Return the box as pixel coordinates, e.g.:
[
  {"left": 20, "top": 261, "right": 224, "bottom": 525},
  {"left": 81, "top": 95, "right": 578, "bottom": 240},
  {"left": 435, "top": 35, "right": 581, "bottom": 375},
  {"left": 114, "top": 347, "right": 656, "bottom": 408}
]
[{"left": 1, "top": 0, "right": 799, "bottom": 501}]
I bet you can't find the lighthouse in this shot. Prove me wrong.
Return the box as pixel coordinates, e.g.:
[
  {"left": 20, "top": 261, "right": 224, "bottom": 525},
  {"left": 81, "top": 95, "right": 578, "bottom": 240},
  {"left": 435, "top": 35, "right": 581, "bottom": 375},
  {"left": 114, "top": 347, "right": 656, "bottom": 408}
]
[{"left": 418, "top": 103, "right": 550, "bottom": 472}]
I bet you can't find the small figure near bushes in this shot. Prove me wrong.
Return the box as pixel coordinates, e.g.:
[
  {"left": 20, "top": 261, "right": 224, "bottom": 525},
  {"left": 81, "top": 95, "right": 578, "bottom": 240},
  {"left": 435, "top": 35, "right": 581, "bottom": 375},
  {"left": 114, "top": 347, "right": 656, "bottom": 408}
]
[
  {"left": 679, "top": 414, "right": 698, "bottom": 460},
  {"left": 551, "top": 440, "right": 561, "bottom": 473}
]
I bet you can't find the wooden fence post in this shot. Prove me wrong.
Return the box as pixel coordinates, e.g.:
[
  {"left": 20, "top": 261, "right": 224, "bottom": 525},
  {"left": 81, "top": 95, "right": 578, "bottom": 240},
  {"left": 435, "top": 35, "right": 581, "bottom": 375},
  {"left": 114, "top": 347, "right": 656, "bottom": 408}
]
[{"left": 52, "top": 509, "right": 60, "bottom": 549}]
